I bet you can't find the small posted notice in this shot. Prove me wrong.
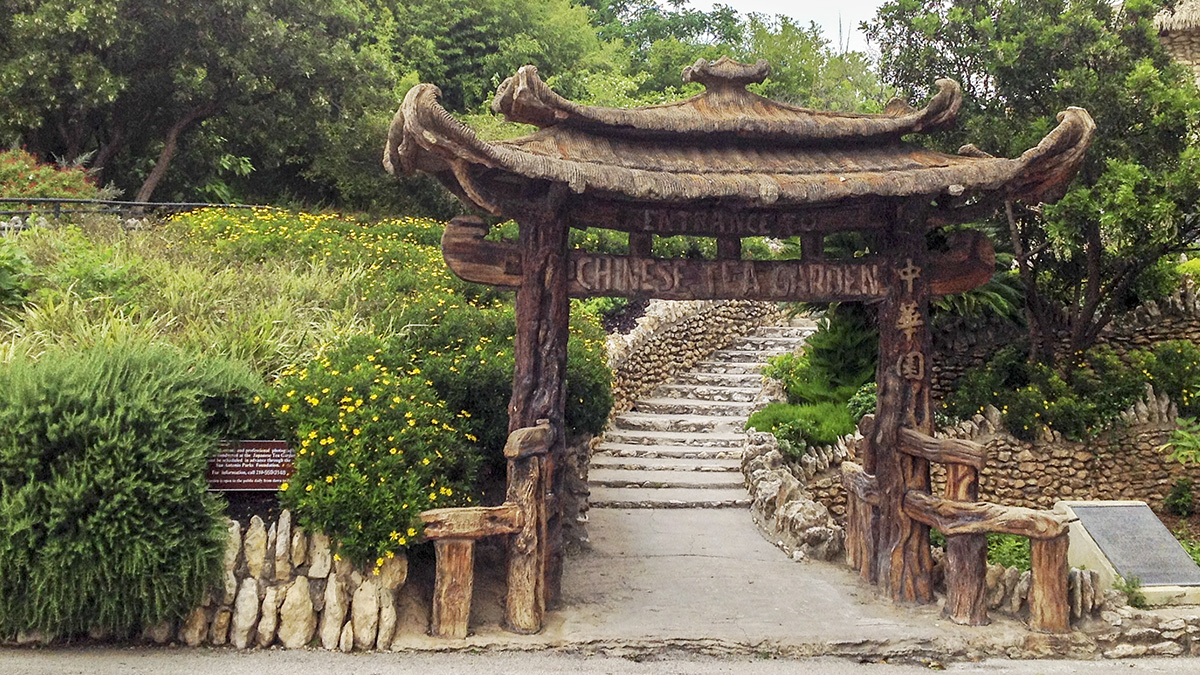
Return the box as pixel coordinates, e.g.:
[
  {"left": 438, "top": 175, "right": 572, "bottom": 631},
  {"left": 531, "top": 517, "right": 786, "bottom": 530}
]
[{"left": 207, "top": 440, "right": 295, "bottom": 491}]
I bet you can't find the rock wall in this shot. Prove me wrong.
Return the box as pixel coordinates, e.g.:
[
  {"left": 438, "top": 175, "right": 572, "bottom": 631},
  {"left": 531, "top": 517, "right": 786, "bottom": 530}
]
[
  {"left": 930, "top": 282, "right": 1200, "bottom": 400},
  {"left": 160, "top": 512, "right": 414, "bottom": 651},
  {"left": 1162, "top": 31, "right": 1200, "bottom": 84},
  {"left": 606, "top": 299, "right": 782, "bottom": 417}
]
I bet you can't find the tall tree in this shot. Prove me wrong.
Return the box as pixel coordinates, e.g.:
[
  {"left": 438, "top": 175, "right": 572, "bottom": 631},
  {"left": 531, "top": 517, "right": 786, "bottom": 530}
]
[
  {"left": 0, "top": 0, "right": 395, "bottom": 203},
  {"left": 866, "top": 0, "right": 1200, "bottom": 358}
]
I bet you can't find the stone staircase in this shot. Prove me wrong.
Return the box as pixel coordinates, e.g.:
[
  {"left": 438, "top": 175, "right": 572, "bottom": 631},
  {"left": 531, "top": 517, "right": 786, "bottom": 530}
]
[{"left": 589, "top": 322, "right": 816, "bottom": 509}]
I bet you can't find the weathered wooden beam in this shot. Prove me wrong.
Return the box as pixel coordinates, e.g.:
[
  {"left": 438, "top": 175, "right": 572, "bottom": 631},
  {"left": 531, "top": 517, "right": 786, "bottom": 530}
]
[
  {"left": 800, "top": 231, "right": 824, "bottom": 262},
  {"left": 941, "top": 462, "right": 989, "bottom": 626},
  {"left": 898, "top": 428, "right": 986, "bottom": 470},
  {"left": 420, "top": 504, "right": 522, "bottom": 540},
  {"left": 431, "top": 538, "right": 475, "bottom": 639},
  {"left": 840, "top": 461, "right": 880, "bottom": 506},
  {"left": 1029, "top": 532, "right": 1071, "bottom": 633},
  {"left": 928, "top": 229, "right": 994, "bottom": 296},
  {"left": 566, "top": 199, "right": 893, "bottom": 237},
  {"left": 902, "top": 491, "right": 1071, "bottom": 540},
  {"left": 442, "top": 217, "right": 993, "bottom": 302},
  {"left": 628, "top": 232, "right": 653, "bottom": 257}
]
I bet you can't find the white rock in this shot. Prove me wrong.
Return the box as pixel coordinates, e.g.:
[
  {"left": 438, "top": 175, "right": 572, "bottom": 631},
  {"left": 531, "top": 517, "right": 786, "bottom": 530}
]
[
  {"left": 244, "top": 516, "right": 267, "bottom": 580},
  {"left": 377, "top": 553, "right": 408, "bottom": 591},
  {"left": 291, "top": 528, "right": 307, "bottom": 568},
  {"left": 319, "top": 572, "right": 349, "bottom": 650},
  {"left": 338, "top": 621, "right": 354, "bottom": 652},
  {"left": 256, "top": 584, "right": 284, "bottom": 648},
  {"left": 308, "top": 532, "right": 332, "bottom": 578},
  {"left": 376, "top": 588, "right": 397, "bottom": 650},
  {"left": 352, "top": 577, "right": 380, "bottom": 650},
  {"left": 275, "top": 510, "right": 292, "bottom": 582},
  {"left": 230, "top": 578, "right": 261, "bottom": 649},
  {"left": 277, "top": 577, "right": 317, "bottom": 649},
  {"left": 264, "top": 522, "right": 277, "bottom": 582},
  {"left": 222, "top": 519, "right": 242, "bottom": 604},
  {"left": 143, "top": 620, "right": 172, "bottom": 644}
]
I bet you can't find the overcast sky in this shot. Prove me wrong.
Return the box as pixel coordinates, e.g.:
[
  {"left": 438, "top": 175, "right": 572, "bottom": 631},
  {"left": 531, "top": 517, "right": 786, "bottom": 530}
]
[{"left": 687, "top": 0, "right": 887, "bottom": 53}]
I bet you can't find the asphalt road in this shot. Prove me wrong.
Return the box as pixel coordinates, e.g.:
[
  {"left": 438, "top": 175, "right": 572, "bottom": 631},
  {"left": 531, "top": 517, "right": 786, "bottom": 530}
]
[{"left": 0, "top": 648, "right": 1195, "bottom": 675}]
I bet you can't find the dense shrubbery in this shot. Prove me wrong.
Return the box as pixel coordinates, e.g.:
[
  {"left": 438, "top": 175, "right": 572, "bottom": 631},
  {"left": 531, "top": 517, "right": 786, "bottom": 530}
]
[
  {"left": 1143, "top": 340, "right": 1200, "bottom": 418},
  {"left": 0, "top": 149, "right": 100, "bottom": 202},
  {"left": 0, "top": 208, "right": 613, "bottom": 570},
  {"left": 746, "top": 401, "right": 854, "bottom": 460},
  {"left": 0, "top": 342, "right": 265, "bottom": 637},
  {"left": 929, "top": 529, "right": 1031, "bottom": 571},
  {"left": 750, "top": 306, "right": 877, "bottom": 450},
  {"left": 944, "top": 344, "right": 1148, "bottom": 441}
]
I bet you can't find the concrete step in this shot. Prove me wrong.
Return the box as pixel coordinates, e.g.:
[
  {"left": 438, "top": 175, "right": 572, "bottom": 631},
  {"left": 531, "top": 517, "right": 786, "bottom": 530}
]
[
  {"left": 728, "top": 335, "right": 809, "bottom": 351},
  {"left": 612, "top": 412, "right": 749, "bottom": 434},
  {"left": 594, "top": 441, "right": 743, "bottom": 458},
  {"left": 633, "top": 397, "right": 757, "bottom": 416},
  {"left": 690, "top": 361, "right": 765, "bottom": 375},
  {"left": 590, "top": 454, "right": 742, "bottom": 472},
  {"left": 671, "top": 371, "right": 763, "bottom": 387},
  {"left": 753, "top": 324, "right": 817, "bottom": 338},
  {"left": 708, "top": 348, "right": 789, "bottom": 363},
  {"left": 653, "top": 383, "right": 760, "bottom": 402},
  {"left": 588, "top": 468, "right": 744, "bottom": 489},
  {"left": 589, "top": 486, "right": 751, "bottom": 509}
]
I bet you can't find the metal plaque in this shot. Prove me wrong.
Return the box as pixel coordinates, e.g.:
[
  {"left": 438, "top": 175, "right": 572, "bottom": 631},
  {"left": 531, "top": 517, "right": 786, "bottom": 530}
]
[{"left": 1071, "top": 503, "right": 1200, "bottom": 587}]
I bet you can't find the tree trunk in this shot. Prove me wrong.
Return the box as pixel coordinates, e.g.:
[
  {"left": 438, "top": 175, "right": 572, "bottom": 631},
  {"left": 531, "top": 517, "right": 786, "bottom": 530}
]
[{"left": 134, "top": 104, "right": 216, "bottom": 203}]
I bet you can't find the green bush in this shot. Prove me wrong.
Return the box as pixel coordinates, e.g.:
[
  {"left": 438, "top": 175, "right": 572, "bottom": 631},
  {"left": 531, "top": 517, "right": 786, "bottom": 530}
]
[
  {"left": 847, "top": 381, "right": 877, "bottom": 422},
  {"left": 0, "top": 149, "right": 100, "bottom": 202},
  {"left": 0, "top": 342, "right": 246, "bottom": 637},
  {"left": 945, "top": 344, "right": 1147, "bottom": 441},
  {"left": 0, "top": 238, "right": 32, "bottom": 312},
  {"left": 1167, "top": 479, "right": 1195, "bottom": 517},
  {"left": 268, "top": 334, "right": 481, "bottom": 569},
  {"left": 763, "top": 305, "right": 877, "bottom": 406},
  {"left": 1144, "top": 340, "right": 1200, "bottom": 417},
  {"left": 746, "top": 401, "right": 855, "bottom": 459}
]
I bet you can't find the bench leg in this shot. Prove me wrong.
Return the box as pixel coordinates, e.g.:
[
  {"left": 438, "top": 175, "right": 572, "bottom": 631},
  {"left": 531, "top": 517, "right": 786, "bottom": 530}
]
[{"left": 431, "top": 538, "right": 475, "bottom": 638}]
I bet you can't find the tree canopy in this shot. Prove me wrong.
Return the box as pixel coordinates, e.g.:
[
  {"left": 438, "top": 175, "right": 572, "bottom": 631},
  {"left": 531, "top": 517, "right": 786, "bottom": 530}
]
[{"left": 867, "top": 0, "right": 1200, "bottom": 357}]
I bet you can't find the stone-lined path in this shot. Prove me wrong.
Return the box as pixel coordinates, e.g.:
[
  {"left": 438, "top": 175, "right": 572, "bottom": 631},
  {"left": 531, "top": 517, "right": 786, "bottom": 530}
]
[{"left": 589, "top": 322, "right": 816, "bottom": 509}]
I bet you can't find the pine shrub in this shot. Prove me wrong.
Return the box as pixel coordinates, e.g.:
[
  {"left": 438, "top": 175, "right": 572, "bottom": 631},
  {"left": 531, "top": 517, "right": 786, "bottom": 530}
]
[{"left": 0, "top": 342, "right": 253, "bottom": 638}]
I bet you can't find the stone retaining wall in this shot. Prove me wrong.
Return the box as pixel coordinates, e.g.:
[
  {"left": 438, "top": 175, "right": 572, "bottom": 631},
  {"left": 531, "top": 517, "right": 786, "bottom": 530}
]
[
  {"left": 606, "top": 299, "right": 782, "bottom": 417},
  {"left": 164, "top": 511, "right": 415, "bottom": 651}
]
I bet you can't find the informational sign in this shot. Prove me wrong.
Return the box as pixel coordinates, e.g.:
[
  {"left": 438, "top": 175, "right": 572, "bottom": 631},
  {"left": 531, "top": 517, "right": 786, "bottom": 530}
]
[
  {"left": 207, "top": 440, "right": 294, "bottom": 491},
  {"left": 1070, "top": 502, "right": 1200, "bottom": 587}
]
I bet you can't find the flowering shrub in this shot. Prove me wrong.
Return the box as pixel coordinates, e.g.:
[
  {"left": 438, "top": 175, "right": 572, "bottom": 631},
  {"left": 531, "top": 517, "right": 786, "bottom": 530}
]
[
  {"left": 1144, "top": 339, "right": 1200, "bottom": 417},
  {"left": 945, "top": 344, "right": 1147, "bottom": 441},
  {"left": 169, "top": 209, "right": 612, "bottom": 566},
  {"left": 0, "top": 149, "right": 99, "bottom": 202},
  {"left": 268, "top": 335, "right": 479, "bottom": 568}
]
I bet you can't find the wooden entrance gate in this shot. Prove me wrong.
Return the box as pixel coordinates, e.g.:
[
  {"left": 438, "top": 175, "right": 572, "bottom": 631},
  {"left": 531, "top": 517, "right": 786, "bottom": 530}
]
[{"left": 384, "top": 56, "right": 1095, "bottom": 636}]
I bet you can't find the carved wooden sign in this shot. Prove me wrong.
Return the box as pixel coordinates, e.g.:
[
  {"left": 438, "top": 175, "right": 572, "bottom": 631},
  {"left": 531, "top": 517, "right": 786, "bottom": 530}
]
[
  {"left": 442, "top": 217, "right": 994, "bottom": 302},
  {"left": 206, "top": 440, "right": 294, "bottom": 491}
]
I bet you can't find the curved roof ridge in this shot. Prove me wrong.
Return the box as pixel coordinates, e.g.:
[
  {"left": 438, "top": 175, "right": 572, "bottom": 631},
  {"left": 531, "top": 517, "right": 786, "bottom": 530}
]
[{"left": 490, "top": 60, "right": 962, "bottom": 142}]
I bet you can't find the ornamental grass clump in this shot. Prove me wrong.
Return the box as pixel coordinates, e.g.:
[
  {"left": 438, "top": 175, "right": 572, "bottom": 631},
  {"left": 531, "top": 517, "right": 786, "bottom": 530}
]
[{"left": 0, "top": 342, "right": 265, "bottom": 638}]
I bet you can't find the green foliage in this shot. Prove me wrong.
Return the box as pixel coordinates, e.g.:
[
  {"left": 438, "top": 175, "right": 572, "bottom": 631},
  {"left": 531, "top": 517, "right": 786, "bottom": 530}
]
[
  {"left": 930, "top": 530, "right": 1031, "bottom": 570},
  {"left": 867, "top": 0, "right": 1200, "bottom": 354},
  {"left": 1176, "top": 529, "right": 1200, "bottom": 569},
  {"left": 0, "top": 342, "right": 244, "bottom": 637},
  {"left": 267, "top": 334, "right": 479, "bottom": 568},
  {"left": 847, "top": 381, "right": 877, "bottom": 423},
  {"left": 763, "top": 307, "right": 877, "bottom": 406},
  {"left": 745, "top": 402, "right": 855, "bottom": 459},
  {"left": 1144, "top": 340, "right": 1200, "bottom": 417},
  {"left": 0, "top": 149, "right": 100, "bottom": 201},
  {"left": 0, "top": 237, "right": 32, "bottom": 313},
  {"left": 1167, "top": 479, "right": 1195, "bottom": 518},
  {"left": 1162, "top": 416, "right": 1200, "bottom": 466},
  {"left": 945, "top": 344, "right": 1147, "bottom": 441},
  {"left": 1115, "top": 575, "right": 1148, "bottom": 608}
]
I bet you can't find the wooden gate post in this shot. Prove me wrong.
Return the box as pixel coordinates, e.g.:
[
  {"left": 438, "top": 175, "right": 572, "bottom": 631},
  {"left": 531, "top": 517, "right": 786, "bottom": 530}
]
[
  {"left": 943, "top": 463, "right": 989, "bottom": 625},
  {"left": 872, "top": 214, "right": 935, "bottom": 604},
  {"left": 504, "top": 189, "right": 570, "bottom": 633}
]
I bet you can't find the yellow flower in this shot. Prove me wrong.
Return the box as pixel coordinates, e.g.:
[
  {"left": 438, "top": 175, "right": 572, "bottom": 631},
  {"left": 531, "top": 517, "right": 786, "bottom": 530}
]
[
  {"left": 279, "top": 482, "right": 289, "bottom": 492},
  {"left": 305, "top": 484, "right": 313, "bottom": 492},
  {"left": 280, "top": 404, "right": 291, "bottom": 413}
]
